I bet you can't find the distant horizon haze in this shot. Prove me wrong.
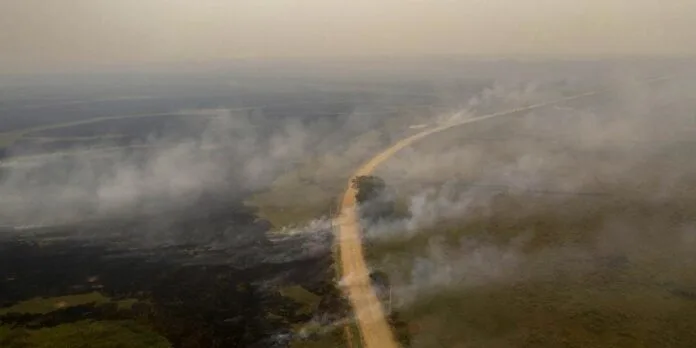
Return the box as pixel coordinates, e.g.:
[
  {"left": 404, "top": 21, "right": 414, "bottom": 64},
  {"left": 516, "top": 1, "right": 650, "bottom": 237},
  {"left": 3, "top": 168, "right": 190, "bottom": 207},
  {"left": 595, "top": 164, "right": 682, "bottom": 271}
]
[{"left": 1, "top": 0, "right": 695, "bottom": 74}]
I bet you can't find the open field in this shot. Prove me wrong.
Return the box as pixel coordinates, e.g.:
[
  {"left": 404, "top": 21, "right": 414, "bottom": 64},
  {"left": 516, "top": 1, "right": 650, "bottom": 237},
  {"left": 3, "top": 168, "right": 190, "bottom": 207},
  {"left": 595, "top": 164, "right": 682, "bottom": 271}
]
[
  {"left": 1, "top": 61, "right": 690, "bottom": 347},
  {"left": 363, "top": 77, "right": 696, "bottom": 347},
  {"left": 0, "top": 320, "right": 171, "bottom": 348},
  {"left": 367, "top": 192, "right": 696, "bottom": 347},
  {"left": 0, "top": 292, "right": 111, "bottom": 315},
  {"left": 0, "top": 68, "right": 457, "bottom": 347}
]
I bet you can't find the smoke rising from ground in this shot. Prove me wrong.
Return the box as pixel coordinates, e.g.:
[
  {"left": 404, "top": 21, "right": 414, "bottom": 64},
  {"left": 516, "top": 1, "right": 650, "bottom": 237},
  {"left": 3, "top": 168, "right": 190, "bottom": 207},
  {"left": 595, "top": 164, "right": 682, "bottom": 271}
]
[
  {"left": 0, "top": 111, "right": 291, "bottom": 224},
  {"left": 361, "top": 70, "right": 696, "bottom": 310},
  {"left": 1, "top": 65, "right": 693, "bottom": 269},
  {"left": 0, "top": 103, "right": 384, "bottom": 227}
]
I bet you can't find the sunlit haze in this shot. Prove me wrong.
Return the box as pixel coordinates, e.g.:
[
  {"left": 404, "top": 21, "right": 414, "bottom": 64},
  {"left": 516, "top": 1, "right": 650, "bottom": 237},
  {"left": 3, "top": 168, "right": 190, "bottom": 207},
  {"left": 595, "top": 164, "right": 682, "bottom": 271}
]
[{"left": 1, "top": 0, "right": 695, "bottom": 73}]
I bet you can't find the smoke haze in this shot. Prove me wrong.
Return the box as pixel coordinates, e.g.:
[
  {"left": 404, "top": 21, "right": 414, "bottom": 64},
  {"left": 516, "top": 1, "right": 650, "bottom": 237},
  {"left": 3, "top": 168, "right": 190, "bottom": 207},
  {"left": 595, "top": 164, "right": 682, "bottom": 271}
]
[
  {"left": 360, "top": 70, "right": 696, "bottom": 316},
  {"left": 2, "top": 1, "right": 696, "bottom": 73}
]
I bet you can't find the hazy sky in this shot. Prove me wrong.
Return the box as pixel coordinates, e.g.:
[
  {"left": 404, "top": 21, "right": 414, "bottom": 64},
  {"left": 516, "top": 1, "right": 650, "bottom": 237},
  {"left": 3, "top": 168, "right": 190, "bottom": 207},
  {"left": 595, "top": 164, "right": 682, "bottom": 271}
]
[{"left": 1, "top": 0, "right": 694, "bottom": 73}]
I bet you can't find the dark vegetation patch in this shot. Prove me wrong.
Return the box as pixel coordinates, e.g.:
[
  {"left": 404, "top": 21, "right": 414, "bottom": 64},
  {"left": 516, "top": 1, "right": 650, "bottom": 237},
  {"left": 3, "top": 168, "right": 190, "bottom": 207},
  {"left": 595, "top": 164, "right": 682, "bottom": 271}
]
[
  {"left": 0, "top": 194, "right": 347, "bottom": 347},
  {"left": 1, "top": 320, "right": 171, "bottom": 348}
]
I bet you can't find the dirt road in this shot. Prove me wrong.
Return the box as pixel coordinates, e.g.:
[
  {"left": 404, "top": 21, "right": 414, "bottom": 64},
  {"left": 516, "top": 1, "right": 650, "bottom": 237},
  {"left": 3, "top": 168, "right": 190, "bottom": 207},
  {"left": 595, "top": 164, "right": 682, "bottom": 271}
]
[{"left": 335, "top": 91, "right": 599, "bottom": 348}]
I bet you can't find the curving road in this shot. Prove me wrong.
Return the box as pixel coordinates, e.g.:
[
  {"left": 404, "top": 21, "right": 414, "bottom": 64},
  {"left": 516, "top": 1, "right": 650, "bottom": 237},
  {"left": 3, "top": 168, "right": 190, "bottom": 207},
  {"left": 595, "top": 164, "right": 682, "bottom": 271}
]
[{"left": 335, "top": 90, "right": 599, "bottom": 348}]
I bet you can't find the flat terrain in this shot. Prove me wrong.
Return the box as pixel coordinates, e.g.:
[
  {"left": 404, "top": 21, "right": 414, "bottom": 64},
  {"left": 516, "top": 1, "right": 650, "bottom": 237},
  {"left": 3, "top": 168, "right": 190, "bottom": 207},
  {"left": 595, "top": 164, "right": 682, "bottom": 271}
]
[
  {"left": 0, "top": 71, "right": 390, "bottom": 347},
  {"left": 1, "top": 66, "right": 480, "bottom": 347},
  {"left": 337, "top": 89, "right": 604, "bottom": 348},
  {"left": 1, "top": 61, "right": 689, "bottom": 347},
  {"left": 0, "top": 197, "right": 342, "bottom": 347},
  {"left": 365, "top": 78, "right": 696, "bottom": 347}
]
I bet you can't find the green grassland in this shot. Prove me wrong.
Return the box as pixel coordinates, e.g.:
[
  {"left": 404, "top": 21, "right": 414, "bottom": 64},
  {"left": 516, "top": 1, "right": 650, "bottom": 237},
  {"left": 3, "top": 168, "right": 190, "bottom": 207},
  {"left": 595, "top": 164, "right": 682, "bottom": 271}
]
[
  {"left": 366, "top": 190, "right": 696, "bottom": 347},
  {"left": 0, "top": 292, "right": 111, "bottom": 315},
  {"left": 0, "top": 292, "right": 155, "bottom": 317},
  {"left": 0, "top": 321, "right": 170, "bottom": 348},
  {"left": 0, "top": 292, "right": 170, "bottom": 348},
  {"left": 280, "top": 285, "right": 322, "bottom": 316},
  {"left": 405, "top": 279, "right": 696, "bottom": 348}
]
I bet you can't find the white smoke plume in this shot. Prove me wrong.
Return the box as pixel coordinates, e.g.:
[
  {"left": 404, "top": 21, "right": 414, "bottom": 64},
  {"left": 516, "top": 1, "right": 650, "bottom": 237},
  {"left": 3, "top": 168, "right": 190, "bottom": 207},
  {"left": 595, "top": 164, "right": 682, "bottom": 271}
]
[{"left": 361, "top": 69, "right": 696, "bottom": 309}]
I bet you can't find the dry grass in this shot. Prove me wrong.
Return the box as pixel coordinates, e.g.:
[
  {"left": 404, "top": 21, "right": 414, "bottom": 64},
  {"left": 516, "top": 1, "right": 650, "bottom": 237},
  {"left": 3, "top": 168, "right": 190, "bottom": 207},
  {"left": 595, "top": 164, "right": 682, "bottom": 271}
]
[
  {"left": 366, "top": 190, "right": 696, "bottom": 347},
  {"left": 363, "top": 104, "right": 696, "bottom": 347},
  {"left": 0, "top": 292, "right": 110, "bottom": 315}
]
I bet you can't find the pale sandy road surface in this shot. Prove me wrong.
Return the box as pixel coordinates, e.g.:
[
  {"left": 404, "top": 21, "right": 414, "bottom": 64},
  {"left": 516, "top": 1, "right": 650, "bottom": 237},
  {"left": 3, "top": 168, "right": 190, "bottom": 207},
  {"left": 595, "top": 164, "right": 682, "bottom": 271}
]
[{"left": 335, "top": 90, "right": 599, "bottom": 348}]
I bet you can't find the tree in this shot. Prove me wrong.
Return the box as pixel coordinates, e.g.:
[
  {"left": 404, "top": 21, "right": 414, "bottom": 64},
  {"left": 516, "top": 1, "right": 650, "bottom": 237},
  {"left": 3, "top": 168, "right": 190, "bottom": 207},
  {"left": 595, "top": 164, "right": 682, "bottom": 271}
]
[
  {"left": 352, "top": 175, "right": 396, "bottom": 222},
  {"left": 351, "top": 175, "right": 386, "bottom": 204}
]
